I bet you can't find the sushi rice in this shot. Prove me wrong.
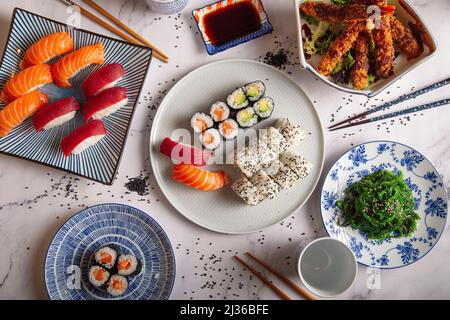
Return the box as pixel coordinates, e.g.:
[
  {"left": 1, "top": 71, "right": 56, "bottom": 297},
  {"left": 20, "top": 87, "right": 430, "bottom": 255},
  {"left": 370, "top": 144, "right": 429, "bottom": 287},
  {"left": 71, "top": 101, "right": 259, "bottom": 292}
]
[
  {"left": 227, "top": 87, "right": 249, "bottom": 110},
  {"left": 234, "top": 146, "right": 261, "bottom": 177},
  {"left": 250, "top": 170, "right": 280, "bottom": 199},
  {"left": 88, "top": 265, "right": 110, "bottom": 287},
  {"left": 91, "top": 98, "right": 128, "bottom": 120},
  {"left": 218, "top": 119, "right": 239, "bottom": 140},
  {"left": 253, "top": 97, "right": 274, "bottom": 119},
  {"left": 117, "top": 254, "right": 139, "bottom": 276},
  {"left": 231, "top": 175, "right": 264, "bottom": 206},
  {"left": 42, "top": 111, "right": 77, "bottom": 130},
  {"left": 280, "top": 151, "right": 313, "bottom": 178},
  {"left": 199, "top": 128, "right": 221, "bottom": 150},
  {"left": 191, "top": 112, "right": 213, "bottom": 133},
  {"left": 236, "top": 107, "right": 258, "bottom": 128},
  {"left": 244, "top": 81, "right": 266, "bottom": 102},
  {"left": 274, "top": 118, "right": 306, "bottom": 146},
  {"left": 94, "top": 246, "right": 117, "bottom": 269},
  {"left": 210, "top": 101, "right": 230, "bottom": 122},
  {"left": 267, "top": 160, "right": 300, "bottom": 189},
  {"left": 107, "top": 274, "right": 128, "bottom": 296}
]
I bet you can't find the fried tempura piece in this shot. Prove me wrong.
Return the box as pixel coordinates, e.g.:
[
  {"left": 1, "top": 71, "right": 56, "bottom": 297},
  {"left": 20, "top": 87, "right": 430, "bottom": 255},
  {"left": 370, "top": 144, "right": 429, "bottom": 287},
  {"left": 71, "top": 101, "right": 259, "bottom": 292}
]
[
  {"left": 352, "top": 32, "right": 370, "bottom": 90},
  {"left": 389, "top": 16, "right": 421, "bottom": 58},
  {"left": 317, "top": 22, "right": 365, "bottom": 76},
  {"left": 300, "top": 1, "right": 369, "bottom": 23},
  {"left": 372, "top": 16, "right": 395, "bottom": 78}
]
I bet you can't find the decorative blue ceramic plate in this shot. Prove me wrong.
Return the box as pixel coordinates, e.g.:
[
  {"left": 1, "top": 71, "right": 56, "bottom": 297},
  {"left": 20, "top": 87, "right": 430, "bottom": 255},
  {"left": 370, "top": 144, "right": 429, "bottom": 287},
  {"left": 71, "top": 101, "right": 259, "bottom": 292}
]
[
  {"left": 0, "top": 8, "right": 152, "bottom": 185},
  {"left": 321, "top": 141, "right": 448, "bottom": 269},
  {"left": 44, "top": 203, "right": 175, "bottom": 300}
]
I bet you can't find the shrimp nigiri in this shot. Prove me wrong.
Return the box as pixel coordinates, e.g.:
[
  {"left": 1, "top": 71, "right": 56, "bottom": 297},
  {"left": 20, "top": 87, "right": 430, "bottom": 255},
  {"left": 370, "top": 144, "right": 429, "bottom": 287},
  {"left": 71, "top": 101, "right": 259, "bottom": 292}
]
[
  {"left": 0, "top": 64, "right": 52, "bottom": 104},
  {"left": 51, "top": 43, "right": 104, "bottom": 88},
  {"left": 172, "top": 164, "right": 228, "bottom": 191},
  {"left": 20, "top": 32, "right": 74, "bottom": 69},
  {"left": 0, "top": 91, "right": 48, "bottom": 138}
]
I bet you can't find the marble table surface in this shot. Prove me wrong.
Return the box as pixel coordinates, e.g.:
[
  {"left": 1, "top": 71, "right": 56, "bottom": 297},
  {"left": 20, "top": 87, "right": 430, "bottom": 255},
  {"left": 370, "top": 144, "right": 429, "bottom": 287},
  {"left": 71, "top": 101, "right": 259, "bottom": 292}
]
[{"left": 0, "top": 0, "right": 449, "bottom": 300}]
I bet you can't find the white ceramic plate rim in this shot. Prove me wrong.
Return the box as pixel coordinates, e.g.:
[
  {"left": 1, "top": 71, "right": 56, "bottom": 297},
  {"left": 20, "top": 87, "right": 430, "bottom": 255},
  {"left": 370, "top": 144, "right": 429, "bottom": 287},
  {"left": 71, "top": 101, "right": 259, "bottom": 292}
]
[{"left": 149, "top": 59, "right": 325, "bottom": 234}]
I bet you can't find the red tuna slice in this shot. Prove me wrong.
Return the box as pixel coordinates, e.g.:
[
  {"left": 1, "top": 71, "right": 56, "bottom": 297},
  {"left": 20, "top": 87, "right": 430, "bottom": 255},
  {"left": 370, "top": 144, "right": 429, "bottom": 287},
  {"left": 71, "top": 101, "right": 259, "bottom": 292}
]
[
  {"left": 159, "top": 137, "right": 212, "bottom": 166},
  {"left": 82, "top": 63, "right": 125, "bottom": 98},
  {"left": 60, "top": 119, "right": 106, "bottom": 157},
  {"left": 32, "top": 96, "right": 80, "bottom": 132},
  {"left": 82, "top": 86, "right": 128, "bottom": 120}
]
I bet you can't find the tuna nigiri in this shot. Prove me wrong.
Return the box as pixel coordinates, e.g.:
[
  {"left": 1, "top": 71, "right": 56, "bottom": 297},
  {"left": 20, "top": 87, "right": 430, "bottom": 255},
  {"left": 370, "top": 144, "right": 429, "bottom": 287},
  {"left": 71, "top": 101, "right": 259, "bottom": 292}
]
[
  {"left": 82, "top": 86, "right": 128, "bottom": 120},
  {"left": 32, "top": 97, "right": 80, "bottom": 132},
  {"left": 82, "top": 63, "right": 126, "bottom": 98},
  {"left": 60, "top": 119, "right": 106, "bottom": 157},
  {"left": 20, "top": 32, "right": 74, "bottom": 69},
  {"left": 172, "top": 164, "right": 228, "bottom": 191},
  {"left": 52, "top": 43, "right": 105, "bottom": 88},
  {"left": 0, "top": 91, "right": 48, "bottom": 138},
  {"left": 0, "top": 64, "right": 53, "bottom": 104},
  {"left": 160, "top": 137, "right": 212, "bottom": 166}
]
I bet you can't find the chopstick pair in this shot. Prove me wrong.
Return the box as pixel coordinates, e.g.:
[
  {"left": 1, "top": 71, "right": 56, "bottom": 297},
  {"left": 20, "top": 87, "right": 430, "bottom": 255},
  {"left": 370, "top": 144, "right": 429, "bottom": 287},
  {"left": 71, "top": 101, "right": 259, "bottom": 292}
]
[
  {"left": 329, "top": 78, "right": 450, "bottom": 131},
  {"left": 59, "top": 0, "right": 168, "bottom": 63},
  {"left": 234, "top": 252, "right": 315, "bottom": 300}
]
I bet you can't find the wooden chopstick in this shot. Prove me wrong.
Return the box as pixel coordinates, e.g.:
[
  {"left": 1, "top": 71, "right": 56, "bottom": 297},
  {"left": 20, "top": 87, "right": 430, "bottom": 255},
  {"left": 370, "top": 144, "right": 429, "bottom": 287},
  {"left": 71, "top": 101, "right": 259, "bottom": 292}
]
[
  {"left": 328, "top": 78, "right": 450, "bottom": 130},
  {"left": 59, "top": 0, "right": 168, "bottom": 63},
  {"left": 245, "top": 252, "right": 316, "bottom": 300},
  {"left": 233, "top": 256, "right": 292, "bottom": 300},
  {"left": 81, "top": 0, "right": 168, "bottom": 60}
]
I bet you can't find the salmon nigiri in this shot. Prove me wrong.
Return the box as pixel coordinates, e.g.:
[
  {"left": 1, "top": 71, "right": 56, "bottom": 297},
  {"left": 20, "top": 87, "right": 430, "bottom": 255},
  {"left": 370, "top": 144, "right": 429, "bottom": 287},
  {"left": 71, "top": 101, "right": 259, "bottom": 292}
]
[
  {"left": 0, "top": 64, "right": 52, "bottom": 104},
  {"left": 0, "top": 91, "right": 48, "bottom": 138},
  {"left": 172, "top": 164, "right": 228, "bottom": 191},
  {"left": 52, "top": 43, "right": 104, "bottom": 88},
  {"left": 20, "top": 32, "right": 74, "bottom": 69}
]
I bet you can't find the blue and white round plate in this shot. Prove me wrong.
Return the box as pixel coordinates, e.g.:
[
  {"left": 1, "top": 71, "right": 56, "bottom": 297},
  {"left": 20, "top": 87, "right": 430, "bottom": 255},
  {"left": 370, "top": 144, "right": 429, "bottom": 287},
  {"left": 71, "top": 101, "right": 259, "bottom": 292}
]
[
  {"left": 45, "top": 203, "right": 175, "bottom": 300},
  {"left": 321, "top": 141, "right": 448, "bottom": 269}
]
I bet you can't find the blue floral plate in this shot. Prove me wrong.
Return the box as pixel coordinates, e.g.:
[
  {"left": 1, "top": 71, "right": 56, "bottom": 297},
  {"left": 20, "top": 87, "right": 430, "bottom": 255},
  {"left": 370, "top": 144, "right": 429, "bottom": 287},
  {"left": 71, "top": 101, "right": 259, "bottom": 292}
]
[
  {"left": 44, "top": 203, "right": 175, "bottom": 300},
  {"left": 321, "top": 141, "right": 448, "bottom": 269}
]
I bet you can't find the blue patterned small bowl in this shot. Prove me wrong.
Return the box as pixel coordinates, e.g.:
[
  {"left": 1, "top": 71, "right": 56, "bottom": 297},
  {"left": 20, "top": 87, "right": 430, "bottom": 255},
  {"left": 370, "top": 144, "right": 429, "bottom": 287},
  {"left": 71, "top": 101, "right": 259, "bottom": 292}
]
[{"left": 321, "top": 141, "right": 448, "bottom": 269}]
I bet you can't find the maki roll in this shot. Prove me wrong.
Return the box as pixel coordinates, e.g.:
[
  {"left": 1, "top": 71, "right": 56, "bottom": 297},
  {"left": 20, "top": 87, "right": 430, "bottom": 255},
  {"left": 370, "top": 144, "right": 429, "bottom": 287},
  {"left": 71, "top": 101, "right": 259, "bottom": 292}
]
[
  {"left": 250, "top": 170, "right": 280, "bottom": 199},
  {"left": 210, "top": 101, "right": 230, "bottom": 123},
  {"left": 231, "top": 175, "right": 264, "bottom": 206},
  {"left": 191, "top": 112, "right": 213, "bottom": 133},
  {"left": 280, "top": 151, "right": 313, "bottom": 179},
  {"left": 106, "top": 274, "right": 128, "bottom": 297},
  {"left": 267, "top": 160, "right": 300, "bottom": 189},
  {"left": 88, "top": 265, "right": 110, "bottom": 288},
  {"left": 199, "top": 128, "right": 221, "bottom": 150},
  {"left": 258, "top": 127, "right": 289, "bottom": 155},
  {"left": 60, "top": 120, "right": 106, "bottom": 157},
  {"left": 94, "top": 246, "right": 117, "bottom": 269},
  {"left": 274, "top": 118, "right": 306, "bottom": 146},
  {"left": 253, "top": 97, "right": 274, "bottom": 119},
  {"left": 82, "top": 86, "right": 128, "bottom": 120},
  {"left": 236, "top": 107, "right": 258, "bottom": 128},
  {"left": 256, "top": 143, "right": 278, "bottom": 168},
  {"left": 227, "top": 87, "right": 249, "bottom": 110},
  {"left": 235, "top": 146, "right": 261, "bottom": 178},
  {"left": 218, "top": 119, "right": 239, "bottom": 140},
  {"left": 244, "top": 81, "right": 266, "bottom": 102},
  {"left": 117, "top": 254, "right": 141, "bottom": 276}
]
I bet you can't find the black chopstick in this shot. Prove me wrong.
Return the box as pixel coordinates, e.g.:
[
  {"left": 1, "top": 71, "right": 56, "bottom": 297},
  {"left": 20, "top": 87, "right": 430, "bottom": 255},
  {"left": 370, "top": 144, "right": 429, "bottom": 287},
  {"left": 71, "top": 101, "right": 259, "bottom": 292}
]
[
  {"left": 330, "top": 98, "right": 450, "bottom": 131},
  {"left": 329, "top": 78, "right": 450, "bottom": 130}
]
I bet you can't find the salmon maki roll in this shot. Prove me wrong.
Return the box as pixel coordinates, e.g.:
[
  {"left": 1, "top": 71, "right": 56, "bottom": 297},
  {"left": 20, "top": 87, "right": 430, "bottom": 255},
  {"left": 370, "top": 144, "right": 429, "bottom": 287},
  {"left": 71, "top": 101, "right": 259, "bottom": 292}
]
[
  {"left": 52, "top": 43, "right": 104, "bottom": 88},
  {"left": 172, "top": 164, "right": 228, "bottom": 191},
  {"left": 0, "top": 91, "right": 48, "bottom": 138},
  {"left": 82, "top": 87, "right": 128, "bottom": 120},
  {"left": 0, "top": 64, "right": 53, "bottom": 104},
  {"left": 82, "top": 63, "right": 125, "bottom": 98},
  {"left": 60, "top": 119, "right": 106, "bottom": 157},
  {"left": 32, "top": 97, "right": 80, "bottom": 132},
  {"left": 20, "top": 32, "right": 74, "bottom": 69}
]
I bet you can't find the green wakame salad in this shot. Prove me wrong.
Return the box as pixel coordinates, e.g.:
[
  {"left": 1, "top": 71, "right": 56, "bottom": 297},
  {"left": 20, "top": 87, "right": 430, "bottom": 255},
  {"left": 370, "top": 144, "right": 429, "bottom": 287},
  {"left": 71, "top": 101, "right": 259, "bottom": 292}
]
[{"left": 336, "top": 170, "right": 420, "bottom": 240}]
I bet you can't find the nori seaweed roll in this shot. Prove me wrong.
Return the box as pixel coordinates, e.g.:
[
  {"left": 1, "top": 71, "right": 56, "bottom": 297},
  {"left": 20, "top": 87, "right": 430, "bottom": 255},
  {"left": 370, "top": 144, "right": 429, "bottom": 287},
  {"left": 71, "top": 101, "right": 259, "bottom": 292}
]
[
  {"left": 227, "top": 87, "right": 249, "bottom": 110},
  {"left": 218, "top": 119, "right": 239, "bottom": 140},
  {"left": 106, "top": 274, "right": 128, "bottom": 296},
  {"left": 210, "top": 101, "right": 230, "bottom": 122},
  {"left": 191, "top": 112, "right": 213, "bottom": 133},
  {"left": 117, "top": 254, "right": 141, "bottom": 276},
  {"left": 253, "top": 96, "right": 274, "bottom": 119},
  {"left": 94, "top": 246, "right": 117, "bottom": 269},
  {"left": 236, "top": 107, "right": 258, "bottom": 128},
  {"left": 231, "top": 175, "right": 265, "bottom": 206},
  {"left": 244, "top": 81, "right": 266, "bottom": 102},
  {"left": 88, "top": 265, "right": 110, "bottom": 287},
  {"left": 199, "top": 128, "right": 221, "bottom": 150}
]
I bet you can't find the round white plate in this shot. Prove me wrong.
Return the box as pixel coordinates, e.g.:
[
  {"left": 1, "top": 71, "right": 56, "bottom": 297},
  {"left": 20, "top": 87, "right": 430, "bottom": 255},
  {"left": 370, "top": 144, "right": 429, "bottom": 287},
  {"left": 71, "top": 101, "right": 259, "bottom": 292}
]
[{"left": 150, "top": 59, "right": 325, "bottom": 234}]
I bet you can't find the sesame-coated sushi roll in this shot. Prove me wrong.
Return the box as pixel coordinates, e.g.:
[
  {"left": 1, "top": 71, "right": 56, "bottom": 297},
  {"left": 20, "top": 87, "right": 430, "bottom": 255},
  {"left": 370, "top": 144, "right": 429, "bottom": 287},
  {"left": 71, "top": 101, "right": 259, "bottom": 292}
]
[
  {"left": 227, "top": 87, "right": 249, "bottom": 110},
  {"left": 253, "top": 97, "right": 274, "bottom": 119},
  {"left": 117, "top": 254, "right": 141, "bottom": 276},
  {"left": 191, "top": 112, "right": 213, "bottom": 133},
  {"left": 250, "top": 170, "right": 280, "bottom": 199},
  {"left": 82, "top": 63, "right": 126, "bottom": 98},
  {"left": 244, "top": 81, "right": 266, "bottom": 102},
  {"left": 258, "top": 127, "right": 289, "bottom": 155},
  {"left": 274, "top": 118, "right": 306, "bottom": 146},
  {"left": 280, "top": 151, "right": 313, "bottom": 179},
  {"left": 236, "top": 107, "right": 258, "bottom": 128},
  {"left": 199, "top": 128, "right": 221, "bottom": 150},
  {"left": 88, "top": 265, "right": 110, "bottom": 288},
  {"left": 267, "top": 160, "right": 299, "bottom": 189},
  {"left": 82, "top": 86, "right": 128, "bottom": 120},
  {"left": 256, "top": 143, "right": 278, "bottom": 168},
  {"left": 234, "top": 147, "right": 261, "bottom": 178},
  {"left": 106, "top": 274, "right": 128, "bottom": 297},
  {"left": 94, "top": 246, "right": 117, "bottom": 269},
  {"left": 210, "top": 101, "right": 230, "bottom": 123},
  {"left": 218, "top": 119, "right": 239, "bottom": 140},
  {"left": 231, "top": 175, "right": 264, "bottom": 206}
]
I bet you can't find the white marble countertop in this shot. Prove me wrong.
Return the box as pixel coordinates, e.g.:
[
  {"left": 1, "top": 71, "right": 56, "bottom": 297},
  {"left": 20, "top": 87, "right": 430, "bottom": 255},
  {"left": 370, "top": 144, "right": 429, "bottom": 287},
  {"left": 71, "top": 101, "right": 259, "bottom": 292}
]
[{"left": 0, "top": 0, "right": 449, "bottom": 300}]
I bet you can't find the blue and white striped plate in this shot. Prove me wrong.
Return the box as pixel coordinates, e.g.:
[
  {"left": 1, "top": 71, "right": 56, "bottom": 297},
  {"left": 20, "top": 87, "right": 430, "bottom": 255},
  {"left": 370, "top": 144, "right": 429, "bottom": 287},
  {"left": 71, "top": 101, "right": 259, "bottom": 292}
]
[
  {"left": 44, "top": 203, "right": 175, "bottom": 300},
  {"left": 0, "top": 8, "right": 152, "bottom": 185}
]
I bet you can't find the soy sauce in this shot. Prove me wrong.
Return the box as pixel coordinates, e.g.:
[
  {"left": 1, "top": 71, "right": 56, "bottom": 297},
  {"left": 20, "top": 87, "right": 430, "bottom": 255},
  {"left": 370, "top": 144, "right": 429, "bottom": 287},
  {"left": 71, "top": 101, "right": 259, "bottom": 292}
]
[{"left": 203, "top": 1, "right": 261, "bottom": 46}]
